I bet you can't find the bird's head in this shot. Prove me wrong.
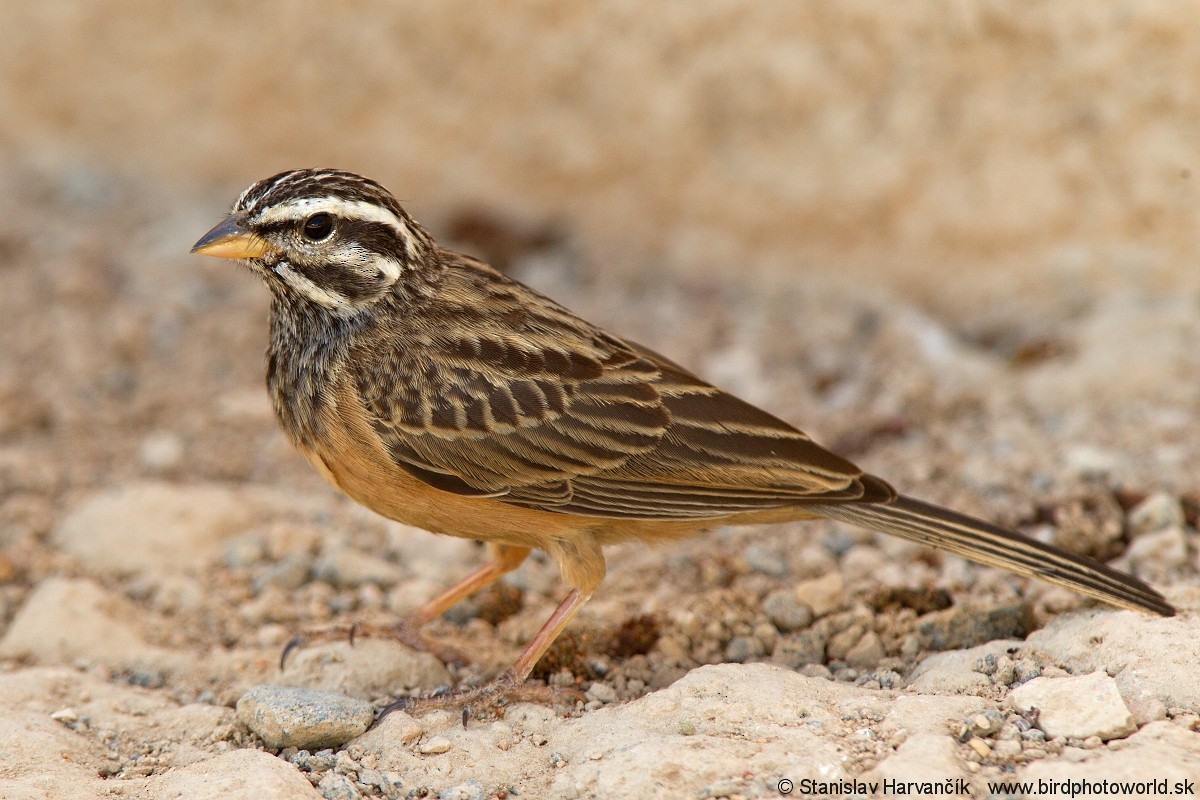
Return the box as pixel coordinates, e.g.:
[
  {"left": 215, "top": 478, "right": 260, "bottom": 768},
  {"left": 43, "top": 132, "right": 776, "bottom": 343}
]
[{"left": 192, "top": 169, "right": 434, "bottom": 313}]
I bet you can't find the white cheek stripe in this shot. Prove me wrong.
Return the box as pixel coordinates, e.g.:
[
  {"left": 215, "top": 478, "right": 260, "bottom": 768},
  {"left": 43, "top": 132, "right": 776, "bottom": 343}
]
[{"left": 274, "top": 263, "right": 351, "bottom": 310}]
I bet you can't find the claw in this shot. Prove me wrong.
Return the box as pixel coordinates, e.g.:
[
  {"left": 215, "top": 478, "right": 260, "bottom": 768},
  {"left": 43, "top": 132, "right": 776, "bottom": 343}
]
[{"left": 280, "top": 635, "right": 306, "bottom": 670}]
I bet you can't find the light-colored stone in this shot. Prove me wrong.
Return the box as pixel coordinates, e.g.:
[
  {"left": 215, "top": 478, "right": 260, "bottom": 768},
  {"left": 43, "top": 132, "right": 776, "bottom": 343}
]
[
  {"left": 313, "top": 548, "right": 405, "bottom": 588},
  {"left": 793, "top": 572, "right": 844, "bottom": 617},
  {"left": 867, "top": 734, "right": 966, "bottom": 788},
  {"left": 51, "top": 481, "right": 258, "bottom": 577},
  {"left": 1127, "top": 492, "right": 1186, "bottom": 535},
  {"left": 1025, "top": 611, "right": 1200, "bottom": 714},
  {"left": 419, "top": 735, "right": 452, "bottom": 755},
  {"left": 884, "top": 695, "right": 998, "bottom": 738},
  {"left": 279, "top": 639, "right": 452, "bottom": 697},
  {"left": 1008, "top": 671, "right": 1135, "bottom": 741},
  {"left": 0, "top": 577, "right": 180, "bottom": 671},
  {"left": 237, "top": 684, "right": 374, "bottom": 750},
  {"left": 1018, "top": 722, "right": 1200, "bottom": 789},
  {"left": 146, "top": 749, "right": 323, "bottom": 799},
  {"left": 906, "top": 640, "right": 1022, "bottom": 697}
]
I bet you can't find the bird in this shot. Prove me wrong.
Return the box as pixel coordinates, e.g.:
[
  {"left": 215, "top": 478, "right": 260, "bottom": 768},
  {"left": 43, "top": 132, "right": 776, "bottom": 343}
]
[{"left": 191, "top": 168, "right": 1174, "bottom": 690}]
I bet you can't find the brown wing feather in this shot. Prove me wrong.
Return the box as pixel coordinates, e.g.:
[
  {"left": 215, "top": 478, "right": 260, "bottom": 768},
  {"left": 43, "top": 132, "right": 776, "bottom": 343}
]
[{"left": 359, "top": 253, "right": 871, "bottom": 520}]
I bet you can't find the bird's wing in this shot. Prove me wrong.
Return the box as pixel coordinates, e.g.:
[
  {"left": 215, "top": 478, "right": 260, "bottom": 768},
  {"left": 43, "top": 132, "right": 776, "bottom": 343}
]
[{"left": 358, "top": 260, "right": 877, "bottom": 519}]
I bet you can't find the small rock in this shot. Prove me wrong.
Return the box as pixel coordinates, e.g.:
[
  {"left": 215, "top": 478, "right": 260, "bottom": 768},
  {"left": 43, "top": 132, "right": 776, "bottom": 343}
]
[
  {"left": 418, "top": 736, "right": 452, "bottom": 755},
  {"left": 585, "top": 682, "right": 617, "bottom": 704},
  {"left": 762, "top": 589, "right": 813, "bottom": 633},
  {"left": 992, "top": 739, "right": 1022, "bottom": 759},
  {"left": 438, "top": 780, "right": 485, "bottom": 800},
  {"left": 280, "top": 639, "right": 451, "bottom": 696},
  {"left": 50, "top": 707, "right": 80, "bottom": 724},
  {"left": 843, "top": 630, "right": 885, "bottom": 668},
  {"left": 1127, "top": 492, "right": 1185, "bottom": 535},
  {"left": 313, "top": 549, "right": 405, "bottom": 588},
  {"left": 139, "top": 432, "right": 185, "bottom": 472},
  {"left": 1064, "top": 445, "right": 1121, "bottom": 479},
  {"left": 1124, "top": 526, "right": 1189, "bottom": 573},
  {"left": 915, "top": 603, "right": 1030, "bottom": 652},
  {"left": 317, "top": 772, "right": 363, "bottom": 800},
  {"left": 742, "top": 542, "right": 788, "bottom": 577},
  {"left": 51, "top": 482, "right": 258, "bottom": 577},
  {"left": 237, "top": 685, "right": 374, "bottom": 750},
  {"left": 724, "top": 635, "right": 765, "bottom": 663},
  {"left": 150, "top": 748, "right": 325, "bottom": 798},
  {"left": 955, "top": 710, "right": 1003, "bottom": 743},
  {"left": 225, "top": 535, "right": 268, "bottom": 569},
  {"left": 771, "top": 630, "right": 826, "bottom": 669},
  {"left": 1008, "top": 671, "right": 1135, "bottom": 741},
  {"left": 867, "top": 734, "right": 964, "bottom": 785},
  {"left": 253, "top": 554, "right": 312, "bottom": 592},
  {"left": 794, "top": 572, "right": 845, "bottom": 617}
]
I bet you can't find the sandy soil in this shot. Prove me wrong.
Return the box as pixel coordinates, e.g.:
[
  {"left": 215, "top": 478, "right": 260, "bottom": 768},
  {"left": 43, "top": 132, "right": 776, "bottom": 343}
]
[{"left": 2, "top": 163, "right": 1200, "bottom": 798}]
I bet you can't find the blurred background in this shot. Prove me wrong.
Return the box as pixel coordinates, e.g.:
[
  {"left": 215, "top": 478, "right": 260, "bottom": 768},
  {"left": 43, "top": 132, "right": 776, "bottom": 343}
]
[
  {"left": 5, "top": 1, "right": 1200, "bottom": 308},
  {"left": 3, "top": 7, "right": 1200, "bottom": 792}
]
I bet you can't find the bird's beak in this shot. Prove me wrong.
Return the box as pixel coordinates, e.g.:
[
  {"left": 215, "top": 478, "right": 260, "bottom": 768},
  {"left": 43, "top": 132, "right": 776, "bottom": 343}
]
[{"left": 191, "top": 214, "right": 274, "bottom": 260}]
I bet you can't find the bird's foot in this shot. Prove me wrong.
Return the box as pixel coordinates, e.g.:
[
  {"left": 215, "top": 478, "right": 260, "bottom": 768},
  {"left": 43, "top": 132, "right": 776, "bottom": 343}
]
[
  {"left": 375, "top": 670, "right": 579, "bottom": 724},
  {"left": 279, "top": 619, "right": 469, "bottom": 671}
]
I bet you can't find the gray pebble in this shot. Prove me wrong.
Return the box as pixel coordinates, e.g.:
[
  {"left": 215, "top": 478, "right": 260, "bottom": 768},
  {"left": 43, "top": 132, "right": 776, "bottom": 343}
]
[
  {"left": 236, "top": 684, "right": 373, "bottom": 750},
  {"left": 743, "top": 542, "right": 789, "bottom": 577},
  {"left": 224, "top": 535, "right": 267, "bottom": 569},
  {"left": 771, "top": 630, "right": 826, "bottom": 669},
  {"left": 724, "top": 635, "right": 766, "bottom": 663},
  {"left": 762, "top": 589, "right": 813, "bottom": 633},
  {"left": 318, "top": 772, "right": 363, "bottom": 800},
  {"left": 439, "top": 780, "right": 485, "bottom": 800},
  {"left": 313, "top": 549, "right": 405, "bottom": 588},
  {"left": 1127, "top": 492, "right": 1185, "bottom": 535},
  {"left": 252, "top": 554, "right": 312, "bottom": 592}
]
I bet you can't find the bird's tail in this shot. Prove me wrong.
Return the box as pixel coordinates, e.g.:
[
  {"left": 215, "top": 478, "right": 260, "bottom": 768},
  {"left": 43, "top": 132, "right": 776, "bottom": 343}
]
[{"left": 809, "top": 494, "right": 1174, "bottom": 616}]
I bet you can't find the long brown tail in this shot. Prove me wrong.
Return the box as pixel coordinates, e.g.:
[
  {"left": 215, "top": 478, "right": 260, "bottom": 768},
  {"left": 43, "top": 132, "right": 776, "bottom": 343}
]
[{"left": 810, "top": 494, "right": 1175, "bottom": 616}]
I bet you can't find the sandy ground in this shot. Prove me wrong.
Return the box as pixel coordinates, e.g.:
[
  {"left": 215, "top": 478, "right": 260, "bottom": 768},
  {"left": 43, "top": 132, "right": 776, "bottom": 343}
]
[{"left": 2, "top": 163, "right": 1200, "bottom": 798}]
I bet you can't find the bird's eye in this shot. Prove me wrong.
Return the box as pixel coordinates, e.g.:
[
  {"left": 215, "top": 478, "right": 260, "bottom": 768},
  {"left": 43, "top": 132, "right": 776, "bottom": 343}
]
[{"left": 302, "top": 213, "right": 334, "bottom": 241}]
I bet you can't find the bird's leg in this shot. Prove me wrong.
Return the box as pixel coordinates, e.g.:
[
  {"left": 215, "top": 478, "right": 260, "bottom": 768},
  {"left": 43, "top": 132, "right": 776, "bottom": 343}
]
[
  {"left": 509, "top": 587, "right": 591, "bottom": 682},
  {"left": 281, "top": 543, "right": 531, "bottom": 668},
  {"left": 377, "top": 587, "right": 593, "bottom": 722},
  {"left": 392, "top": 543, "right": 532, "bottom": 651}
]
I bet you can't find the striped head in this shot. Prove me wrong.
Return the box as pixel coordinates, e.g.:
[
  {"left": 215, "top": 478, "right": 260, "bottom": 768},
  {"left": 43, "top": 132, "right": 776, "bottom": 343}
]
[{"left": 192, "top": 169, "right": 436, "bottom": 312}]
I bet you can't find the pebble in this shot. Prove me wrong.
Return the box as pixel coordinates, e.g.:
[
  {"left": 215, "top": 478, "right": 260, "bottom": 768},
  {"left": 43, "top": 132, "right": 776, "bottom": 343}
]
[
  {"left": 1064, "top": 444, "right": 1121, "bottom": 479},
  {"left": 742, "top": 542, "right": 789, "bottom": 577},
  {"left": 138, "top": 432, "right": 184, "bottom": 472},
  {"left": 313, "top": 549, "right": 405, "bottom": 588},
  {"left": 318, "top": 771, "right": 363, "bottom": 800},
  {"left": 915, "top": 603, "right": 1028, "bottom": 651},
  {"left": 419, "top": 736, "right": 452, "bottom": 755},
  {"left": 51, "top": 482, "right": 257, "bottom": 577},
  {"left": 1126, "top": 492, "right": 1185, "bottom": 535},
  {"left": 793, "top": 572, "right": 845, "bottom": 617},
  {"left": 1008, "top": 671, "right": 1135, "bottom": 741},
  {"left": 438, "top": 780, "right": 485, "bottom": 800},
  {"left": 771, "top": 630, "right": 826, "bottom": 669},
  {"left": 724, "top": 635, "right": 765, "bottom": 663},
  {"left": 762, "top": 589, "right": 813, "bottom": 633},
  {"left": 992, "top": 739, "right": 1023, "bottom": 759},
  {"left": 1125, "top": 526, "right": 1189, "bottom": 572},
  {"left": 236, "top": 685, "right": 374, "bottom": 750},
  {"left": 50, "top": 707, "right": 80, "bottom": 724},
  {"left": 252, "top": 554, "right": 312, "bottom": 592},
  {"left": 585, "top": 682, "right": 617, "bottom": 704}
]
